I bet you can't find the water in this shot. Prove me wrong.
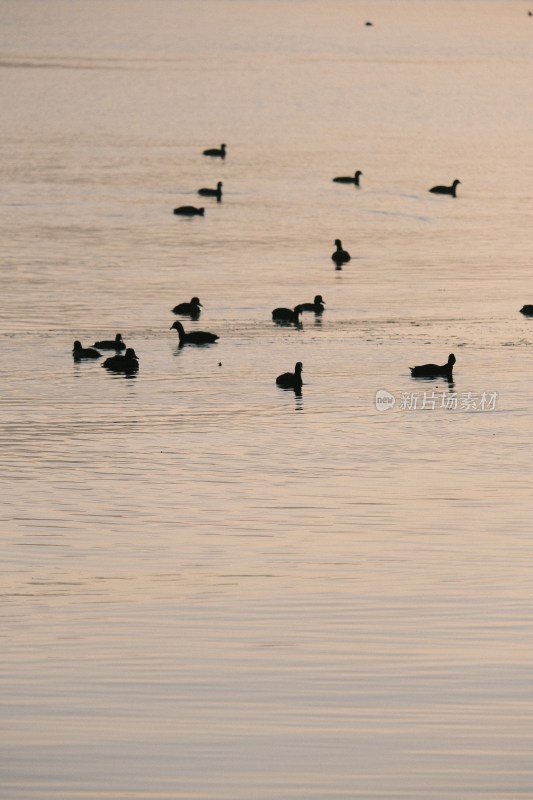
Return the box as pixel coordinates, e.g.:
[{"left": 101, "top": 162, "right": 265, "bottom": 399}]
[{"left": 2, "top": 1, "right": 533, "bottom": 797}]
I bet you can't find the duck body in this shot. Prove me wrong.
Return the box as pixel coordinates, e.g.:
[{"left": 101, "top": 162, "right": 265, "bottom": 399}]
[
  {"left": 300, "top": 295, "right": 325, "bottom": 313},
  {"left": 410, "top": 353, "right": 456, "bottom": 379},
  {"left": 429, "top": 179, "right": 461, "bottom": 197},
  {"left": 73, "top": 340, "right": 101, "bottom": 359},
  {"left": 276, "top": 362, "right": 303, "bottom": 390},
  {"left": 170, "top": 320, "right": 219, "bottom": 345},
  {"left": 173, "top": 206, "right": 205, "bottom": 216},
  {"left": 172, "top": 297, "right": 203, "bottom": 316},
  {"left": 272, "top": 305, "right": 303, "bottom": 324},
  {"left": 102, "top": 348, "right": 139, "bottom": 373},
  {"left": 332, "top": 239, "right": 351, "bottom": 266},
  {"left": 92, "top": 333, "right": 126, "bottom": 351},
  {"left": 333, "top": 170, "right": 362, "bottom": 186},
  {"left": 203, "top": 144, "right": 226, "bottom": 158},
  {"left": 520, "top": 305, "right": 533, "bottom": 316},
  {"left": 198, "top": 182, "right": 222, "bottom": 200}
]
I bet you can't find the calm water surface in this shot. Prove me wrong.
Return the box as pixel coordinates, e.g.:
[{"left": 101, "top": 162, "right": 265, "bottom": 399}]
[{"left": 2, "top": 1, "right": 533, "bottom": 797}]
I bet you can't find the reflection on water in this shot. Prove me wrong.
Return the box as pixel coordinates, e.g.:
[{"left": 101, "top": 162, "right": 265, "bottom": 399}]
[{"left": 2, "top": 0, "right": 533, "bottom": 798}]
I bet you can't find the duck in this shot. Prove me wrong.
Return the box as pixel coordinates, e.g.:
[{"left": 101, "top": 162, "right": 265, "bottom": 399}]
[
  {"left": 203, "top": 144, "right": 226, "bottom": 158},
  {"left": 333, "top": 170, "right": 363, "bottom": 186},
  {"left": 102, "top": 348, "right": 139, "bottom": 373},
  {"left": 300, "top": 295, "right": 325, "bottom": 313},
  {"left": 170, "top": 320, "right": 219, "bottom": 345},
  {"left": 410, "top": 353, "right": 456, "bottom": 379},
  {"left": 173, "top": 206, "right": 205, "bottom": 216},
  {"left": 92, "top": 333, "right": 126, "bottom": 350},
  {"left": 276, "top": 362, "right": 303, "bottom": 390},
  {"left": 172, "top": 297, "right": 203, "bottom": 316},
  {"left": 198, "top": 181, "right": 222, "bottom": 200},
  {"left": 520, "top": 305, "right": 533, "bottom": 316},
  {"left": 272, "top": 305, "right": 303, "bottom": 324},
  {"left": 73, "top": 340, "right": 101, "bottom": 359},
  {"left": 429, "top": 179, "right": 461, "bottom": 197},
  {"left": 332, "top": 239, "right": 351, "bottom": 267}
]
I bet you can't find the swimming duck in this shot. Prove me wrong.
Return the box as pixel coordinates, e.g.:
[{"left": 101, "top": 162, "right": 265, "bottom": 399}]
[
  {"left": 333, "top": 170, "right": 363, "bottom": 186},
  {"left": 170, "top": 320, "right": 219, "bottom": 345},
  {"left": 276, "top": 362, "right": 303, "bottom": 390},
  {"left": 272, "top": 305, "right": 303, "bottom": 324},
  {"left": 203, "top": 144, "right": 226, "bottom": 158},
  {"left": 73, "top": 340, "right": 101, "bottom": 359},
  {"left": 410, "top": 353, "right": 456, "bottom": 379},
  {"left": 92, "top": 333, "right": 126, "bottom": 350},
  {"left": 300, "top": 295, "right": 325, "bottom": 313},
  {"left": 102, "top": 348, "right": 139, "bottom": 373},
  {"left": 520, "top": 305, "right": 533, "bottom": 316},
  {"left": 429, "top": 179, "right": 461, "bottom": 197},
  {"left": 332, "top": 239, "right": 351, "bottom": 267},
  {"left": 198, "top": 181, "right": 223, "bottom": 200},
  {"left": 172, "top": 297, "right": 203, "bottom": 316},
  {"left": 173, "top": 206, "right": 205, "bottom": 216}
]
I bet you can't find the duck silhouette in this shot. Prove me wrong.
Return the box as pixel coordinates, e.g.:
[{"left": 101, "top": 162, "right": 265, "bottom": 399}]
[
  {"left": 276, "top": 362, "right": 303, "bottom": 390},
  {"left": 332, "top": 239, "right": 351, "bottom": 267},
  {"left": 172, "top": 297, "right": 203, "bottom": 316},
  {"left": 203, "top": 144, "right": 226, "bottom": 158},
  {"left": 92, "top": 333, "right": 125, "bottom": 350},
  {"left": 300, "top": 295, "right": 325, "bottom": 313},
  {"left": 73, "top": 341, "right": 101, "bottom": 359},
  {"left": 429, "top": 179, "right": 461, "bottom": 197},
  {"left": 170, "top": 320, "right": 219, "bottom": 345},
  {"left": 410, "top": 353, "right": 456, "bottom": 379},
  {"left": 173, "top": 206, "right": 205, "bottom": 216},
  {"left": 333, "top": 170, "right": 363, "bottom": 186},
  {"left": 198, "top": 181, "right": 222, "bottom": 200},
  {"left": 520, "top": 305, "right": 533, "bottom": 316},
  {"left": 272, "top": 305, "right": 303, "bottom": 324},
  {"left": 102, "top": 348, "right": 139, "bottom": 373}
]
